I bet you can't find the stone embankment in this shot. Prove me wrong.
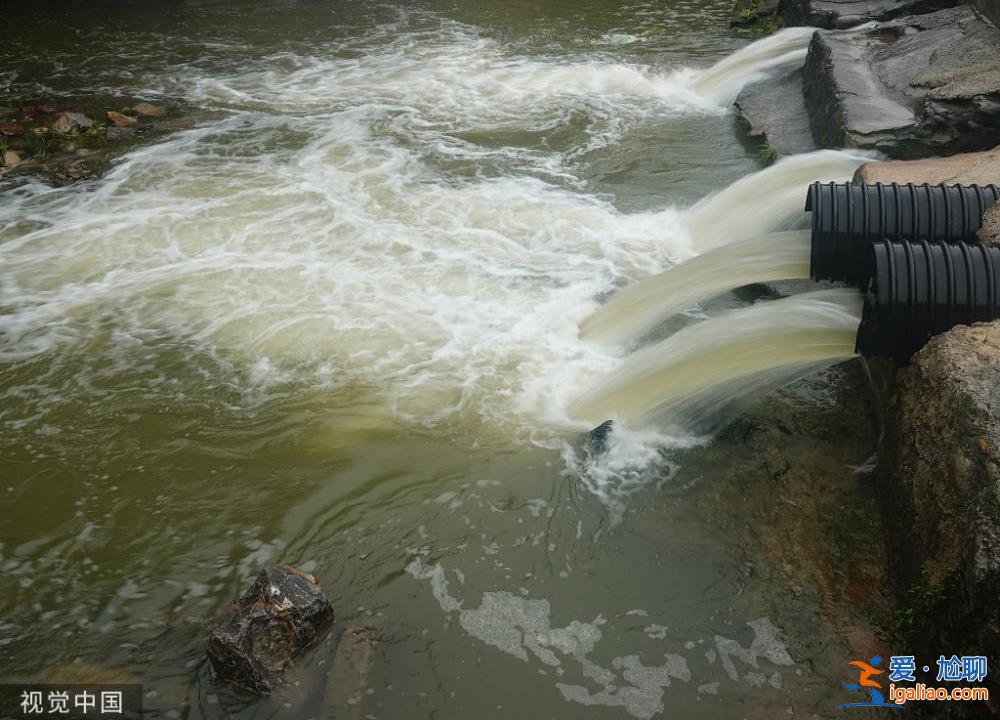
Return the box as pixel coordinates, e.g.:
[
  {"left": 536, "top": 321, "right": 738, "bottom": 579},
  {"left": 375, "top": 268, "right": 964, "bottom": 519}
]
[
  {"left": 731, "top": 0, "right": 959, "bottom": 30},
  {"left": 854, "top": 145, "right": 1000, "bottom": 186},
  {"left": 735, "top": 1, "right": 1000, "bottom": 161},
  {"left": 803, "top": 5, "right": 1000, "bottom": 158}
]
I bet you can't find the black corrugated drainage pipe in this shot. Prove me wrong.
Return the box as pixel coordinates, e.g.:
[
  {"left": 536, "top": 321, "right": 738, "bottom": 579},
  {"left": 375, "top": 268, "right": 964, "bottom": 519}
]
[
  {"left": 855, "top": 239, "right": 1000, "bottom": 360},
  {"left": 807, "top": 182, "right": 1000, "bottom": 284}
]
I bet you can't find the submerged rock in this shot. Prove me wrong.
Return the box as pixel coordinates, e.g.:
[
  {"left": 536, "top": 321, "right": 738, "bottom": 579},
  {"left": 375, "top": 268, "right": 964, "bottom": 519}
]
[
  {"left": 0, "top": 95, "right": 196, "bottom": 186},
  {"left": 731, "top": 0, "right": 781, "bottom": 27},
  {"left": 106, "top": 126, "right": 137, "bottom": 141},
  {"left": 106, "top": 110, "right": 138, "bottom": 128},
  {"left": 51, "top": 111, "right": 93, "bottom": 134},
  {"left": 878, "top": 322, "right": 1000, "bottom": 714},
  {"left": 48, "top": 160, "right": 99, "bottom": 185},
  {"left": 781, "top": 0, "right": 958, "bottom": 29},
  {"left": 803, "top": 6, "right": 1000, "bottom": 158},
  {"left": 132, "top": 101, "right": 166, "bottom": 117},
  {"left": 0, "top": 121, "right": 25, "bottom": 136},
  {"left": 208, "top": 565, "right": 335, "bottom": 694},
  {"left": 327, "top": 623, "right": 382, "bottom": 719},
  {"left": 587, "top": 419, "right": 615, "bottom": 455}
]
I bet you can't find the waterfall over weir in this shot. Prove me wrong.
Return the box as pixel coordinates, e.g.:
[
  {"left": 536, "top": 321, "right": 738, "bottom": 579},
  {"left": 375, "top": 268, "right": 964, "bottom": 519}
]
[
  {"left": 691, "top": 26, "right": 815, "bottom": 105},
  {"left": 580, "top": 230, "right": 812, "bottom": 346},
  {"left": 571, "top": 290, "right": 863, "bottom": 429}
]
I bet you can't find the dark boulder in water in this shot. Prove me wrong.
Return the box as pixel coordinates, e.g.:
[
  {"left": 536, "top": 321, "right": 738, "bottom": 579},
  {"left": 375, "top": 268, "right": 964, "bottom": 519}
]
[
  {"left": 587, "top": 419, "right": 615, "bottom": 455},
  {"left": 208, "top": 565, "right": 335, "bottom": 694}
]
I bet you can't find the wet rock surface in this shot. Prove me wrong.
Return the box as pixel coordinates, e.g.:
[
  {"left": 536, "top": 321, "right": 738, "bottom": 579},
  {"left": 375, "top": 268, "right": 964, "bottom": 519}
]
[
  {"left": 853, "top": 145, "right": 1000, "bottom": 184},
  {"left": 326, "top": 623, "right": 382, "bottom": 719},
  {"left": 133, "top": 101, "right": 167, "bottom": 118},
  {"left": 781, "top": 0, "right": 958, "bottom": 29},
  {"left": 876, "top": 323, "right": 1000, "bottom": 715},
  {"left": 209, "top": 619, "right": 385, "bottom": 719},
  {"left": 51, "top": 111, "right": 94, "bottom": 134},
  {"left": 802, "top": 5, "right": 1000, "bottom": 158},
  {"left": 208, "top": 565, "right": 335, "bottom": 694},
  {"left": 734, "top": 69, "right": 818, "bottom": 157}
]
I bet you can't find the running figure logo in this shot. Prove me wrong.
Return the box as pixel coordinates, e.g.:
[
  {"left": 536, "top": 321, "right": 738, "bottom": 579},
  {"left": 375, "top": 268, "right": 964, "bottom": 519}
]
[{"left": 838, "top": 656, "right": 903, "bottom": 709}]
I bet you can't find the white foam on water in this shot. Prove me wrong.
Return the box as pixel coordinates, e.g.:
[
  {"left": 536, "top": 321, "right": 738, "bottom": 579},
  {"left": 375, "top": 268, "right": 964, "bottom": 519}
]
[
  {"left": 0, "top": 110, "right": 687, "bottom": 430},
  {"left": 546, "top": 424, "right": 704, "bottom": 520},
  {"left": 406, "top": 557, "right": 797, "bottom": 720},
  {"left": 0, "top": 12, "right": 838, "bottom": 437},
  {"left": 0, "top": 12, "right": 870, "bottom": 513},
  {"left": 154, "top": 18, "right": 819, "bottom": 123}
]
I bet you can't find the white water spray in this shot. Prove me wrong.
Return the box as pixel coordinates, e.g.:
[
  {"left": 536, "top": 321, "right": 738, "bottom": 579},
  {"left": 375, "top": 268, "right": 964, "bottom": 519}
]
[
  {"left": 580, "top": 230, "right": 811, "bottom": 346},
  {"left": 141, "top": 16, "right": 819, "bottom": 124},
  {"left": 570, "top": 290, "right": 863, "bottom": 428},
  {"left": 0, "top": 16, "right": 857, "bottom": 443}
]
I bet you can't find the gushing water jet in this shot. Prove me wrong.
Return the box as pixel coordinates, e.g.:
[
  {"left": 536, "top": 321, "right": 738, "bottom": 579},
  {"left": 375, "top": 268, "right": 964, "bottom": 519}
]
[
  {"left": 685, "top": 150, "right": 874, "bottom": 251},
  {"left": 691, "top": 27, "right": 816, "bottom": 105},
  {"left": 571, "top": 289, "right": 863, "bottom": 429},
  {"left": 580, "top": 230, "right": 811, "bottom": 347}
]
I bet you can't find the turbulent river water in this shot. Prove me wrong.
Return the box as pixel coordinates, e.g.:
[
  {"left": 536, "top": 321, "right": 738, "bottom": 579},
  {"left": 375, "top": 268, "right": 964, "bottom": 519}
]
[{"left": 1, "top": 2, "right": 884, "bottom": 718}]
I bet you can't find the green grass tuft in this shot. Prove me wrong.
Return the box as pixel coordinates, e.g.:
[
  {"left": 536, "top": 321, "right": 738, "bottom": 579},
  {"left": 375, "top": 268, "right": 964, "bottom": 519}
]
[{"left": 754, "top": 143, "right": 778, "bottom": 166}]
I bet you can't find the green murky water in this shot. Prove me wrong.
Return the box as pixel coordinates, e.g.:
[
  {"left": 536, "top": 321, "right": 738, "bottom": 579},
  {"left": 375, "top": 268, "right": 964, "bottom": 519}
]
[{"left": 0, "top": 2, "right": 884, "bottom": 718}]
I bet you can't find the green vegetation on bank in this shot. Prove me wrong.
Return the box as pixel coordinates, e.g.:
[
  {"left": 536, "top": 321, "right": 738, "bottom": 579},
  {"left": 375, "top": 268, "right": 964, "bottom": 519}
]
[
  {"left": 730, "top": 0, "right": 785, "bottom": 38},
  {"left": 754, "top": 142, "right": 778, "bottom": 166},
  {"left": 878, "top": 570, "right": 953, "bottom": 640}
]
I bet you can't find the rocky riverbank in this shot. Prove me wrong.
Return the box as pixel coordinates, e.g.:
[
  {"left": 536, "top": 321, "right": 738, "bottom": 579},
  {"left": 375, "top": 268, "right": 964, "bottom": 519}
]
[
  {"left": 802, "top": 5, "right": 1000, "bottom": 158},
  {"left": 734, "top": 1, "right": 1000, "bottom": 161},
  {"left": 857, "top": 149, "right": 1000, "bottom": 716},
  {"left": 872, "top": 324, "right": 1000, "bottom": 717},
  {"left": 0, "top": 98, "right": 205, "bottom": 186}
]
